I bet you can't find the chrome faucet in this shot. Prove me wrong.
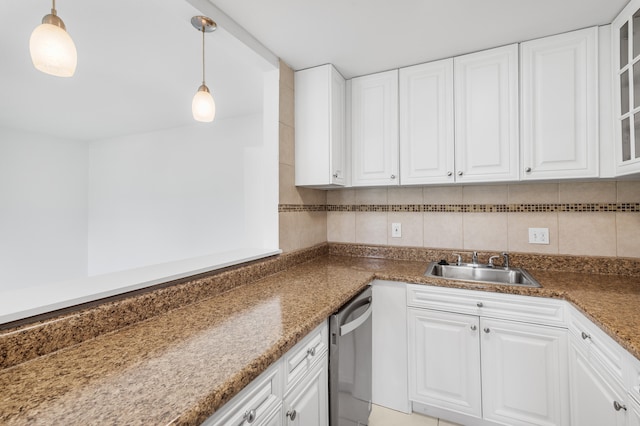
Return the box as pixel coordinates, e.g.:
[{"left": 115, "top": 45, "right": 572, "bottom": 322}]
[
  {"left": 488, "top": 255, "right": 500, "bottom": 267},
  {"left": 502, "top": 252, "right": 510, "bottom": 269},
  {"left": 471, "top": 251, "right": 479, "bottom": 265},
  {"left": 452, "top": 253, "right": 463, "bottom": 265}
]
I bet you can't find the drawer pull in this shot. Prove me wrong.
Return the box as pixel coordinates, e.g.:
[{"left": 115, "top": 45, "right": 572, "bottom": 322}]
[
  {"left": 476, "top": 302, "right": 483, "bottom": 308},
  {"left": 470, "top": 325, "right": 477, "bottom": 331},
  {"left": 484, "top": 328, "right": 491, "bottom": 333},
  {"left": 286, "top": 409, "right": 297, "bottom": 420},
  {"left": 307, "top": 347, "right": 316, "bottom": 357},
  {"left": 243, "top": 409, "right": 257, "bottom": 423},
  {"left": 613, "top": 401, "right": 627, "bottom": 411},
  {"left": 581, "top": 331, "right": 591, "bottom": 340}
]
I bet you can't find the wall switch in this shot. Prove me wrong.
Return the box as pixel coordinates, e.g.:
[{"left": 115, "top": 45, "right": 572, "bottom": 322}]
[
  {"left": 528, "top": 227, "right": 550, "bottom": 245},
  {"left": 391, "top": 222, "right": 402, "bottom": 238}
]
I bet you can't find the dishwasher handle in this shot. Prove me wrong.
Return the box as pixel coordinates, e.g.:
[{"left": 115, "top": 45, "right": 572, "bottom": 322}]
[{"left": 339, "top": 302, "right": 372, "bottom": 336}]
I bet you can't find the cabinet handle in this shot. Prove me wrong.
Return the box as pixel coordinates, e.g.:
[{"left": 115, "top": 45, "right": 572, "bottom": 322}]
[
  {"left": 332, "top": 172, "right": 339, "bottom": 178},
  {"left": 581, "top": 331, "right": 591, "bottom": 340},
  {"left": 484, "top": 328, "right": 491, "bottom": 333},
  {"left": 390, "top": 174, "right": 396, "bottom": 179},
  {"left": 457, "top": 171, "right": 463, "bottom": 176},
  {"left": 447, "top": 171, "right": 453, "bottom": 177},
  {"left": 613, "top": 401, "right": 627, "bottom": 411},
  {"left": 476, "top": 302, "right": 483, "bottom": 308},
  {"left": 470, "top": 325, "right": 477, "bottom": 331},
  {"left": 307, "top": 346, "right": 316, "bottom": 357},
  {"left": 243, "top": 409, "right": 257, "bottom": 423},
  {"left": 525, "top": 167, "right": 532, "bottom": 173},
  {"left": 286, "top": 409, "right": 297, "bottom": 420}
]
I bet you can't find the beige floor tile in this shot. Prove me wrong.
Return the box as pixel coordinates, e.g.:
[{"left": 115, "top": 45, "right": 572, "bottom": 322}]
[
  {"left": 355, "top": 212, "right": 388, "bottom": 245},
  {"left": 463, "top": 213, "right": 508, "bottom": 251},
  {"left": 558, "top": 182, "right": 617, "bottom": 203},
  {"left": 356, "top": 188, "right": 388, "bottom": 204},
  {"left": 508, "top": 183, "right": 559, "bottom": 204},
  {"left": 424, "top": 213, "right": 463, "bottom": 250},
  {"left": 389, "top": 187, "right": 424, "bottom": 204},
  {"left": 369, "top": 405, "right": 438, "bottom": 426},
  {"left": 424, "top": 186, "right": 463, "bottom": 204},
  {"left": 616, "top": 213, "right": 640, "bottom": 258},
  {"left": 507, "top": 213, "right": 559, "bottom": 254},
  {"left": 388, "top": 212, "right": 424, "bottom": 247},
  {"left": 558, "top": 213, "right": 616, "bottom": 256},
  {"left": 327, "top": 212, "right": 356, "bottom": 243}
]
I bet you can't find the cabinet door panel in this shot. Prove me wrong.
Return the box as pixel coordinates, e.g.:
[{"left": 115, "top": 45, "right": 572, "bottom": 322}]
[
  {"left": 407, "top": 308, "right": 482, "bottom": 418},
  {"left": 521, "top": 27, "right": 598, "bottom": 179},
  {"left": 283, "top": 356, "right": 328, "bottom": 426},
  {"left": 399, "top": 59, "right": 455, "bottom": 184},
  {"left": 351, "top": 70, "right": 399, "bottom": 186},
  {"left": 569, "top": 340, "right": 627, "bottom": 426},
  {"left": 480, "top": 318, "right": 569, "bottom": 426},
  {"left": 454, "top": 44, "right": 519, "bottom": 182}
]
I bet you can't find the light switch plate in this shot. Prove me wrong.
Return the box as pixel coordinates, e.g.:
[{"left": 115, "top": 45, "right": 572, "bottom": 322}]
[
  {"left": 528, "top": 227, "right": 549, "bottom": 244},
  {"left": 391, "top": 222, "right": 402, "bottom": 238}
]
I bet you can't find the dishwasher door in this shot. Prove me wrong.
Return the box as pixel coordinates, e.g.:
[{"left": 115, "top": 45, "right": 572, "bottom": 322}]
[{"left": 329, "top": 286, "right": 372, "bottom": 426}]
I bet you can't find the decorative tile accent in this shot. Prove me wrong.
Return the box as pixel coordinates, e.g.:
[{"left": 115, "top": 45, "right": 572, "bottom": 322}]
[
  {"left": 278, "top": 204, "right": 327, "bottom": 212},
  {"left": 321, "top": 203, "right": 640, "bottom": 213}
]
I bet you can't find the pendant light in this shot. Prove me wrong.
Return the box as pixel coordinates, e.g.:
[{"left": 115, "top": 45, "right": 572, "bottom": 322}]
[
  {"left": 191, "top": 16, "right": 217, "bottom": 123},
  {"left": 29, "top": 0, "right": 77, "bottom": 78}
]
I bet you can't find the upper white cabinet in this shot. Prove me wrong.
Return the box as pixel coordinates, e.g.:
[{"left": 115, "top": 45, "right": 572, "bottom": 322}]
[
  {"left": 295, "top": 64, "right": 348, "bottom": 188},
  {"left": 399, "top": 59, "right": 455, "bottom": 185},
  {"left": 454, "top": 44, "right": 520, "bottom": 182},
  {"left": 613, "top": 0, "right": 640, "bottom": 176},
  {"left": 520, "top": 27, "right": 599, "bottom": 180},
  {"left": 351, "top": 69, "right": 399, "bottom": 186}
]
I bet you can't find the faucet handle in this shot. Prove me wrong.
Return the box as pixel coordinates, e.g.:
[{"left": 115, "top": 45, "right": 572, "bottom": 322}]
[
  {"left": 452, "top": 253, "right": 463, "bottom": 265},
  {"left": 502, "top": 252, "right": 510, "bottom": 269},
  {"left": 488, "top": 255, "right": 500, "bottom": 267}
]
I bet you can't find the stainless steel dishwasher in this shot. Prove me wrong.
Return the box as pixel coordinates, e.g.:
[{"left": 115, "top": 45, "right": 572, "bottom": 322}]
[{"left": 329, "top": 286, "right": 372, "bottom": 426}]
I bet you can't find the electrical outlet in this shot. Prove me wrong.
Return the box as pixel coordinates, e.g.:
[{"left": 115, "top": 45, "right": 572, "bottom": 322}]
[
  {"left": 528, "top": 227, "right": 549, "bottom": 245},
  {"left": 391, "top": 222, "right": 402, "bottom": 238}
]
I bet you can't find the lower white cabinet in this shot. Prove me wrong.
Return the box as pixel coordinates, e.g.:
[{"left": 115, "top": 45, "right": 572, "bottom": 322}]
[
  {"left": 407, "top": 285, "right": 569, "bottom": 426},
  {"left": 630, "top": 398, "right": 640, "bottom": 426},
  {"left": 568, "top": 336, "right": 628, "bottom": 426},
  {"left": 283, "top": 356, "right": 328, "bottom": 426},
  {"left": 203, "top": 321, "right": 328, "bottom": 426}
]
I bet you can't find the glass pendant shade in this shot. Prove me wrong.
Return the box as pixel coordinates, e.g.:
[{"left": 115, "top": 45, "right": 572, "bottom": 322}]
[
  {"left": 29, "top": 21, "right": 77, "bottom": 78},
  {"left": 192, "top": 85, "right": 216, "bottom": 122}
]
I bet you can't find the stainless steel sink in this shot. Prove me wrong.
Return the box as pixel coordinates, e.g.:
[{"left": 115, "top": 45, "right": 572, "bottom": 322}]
[{"left": 424, "top": 261, "right": 541, "bottom": 288}]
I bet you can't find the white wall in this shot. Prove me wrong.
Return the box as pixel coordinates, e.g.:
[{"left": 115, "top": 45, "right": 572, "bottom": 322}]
[
  {"left": 0, "top": 127, "right": 89, "bottom": 290},
  {"left": 87, "top": 114, "right": 264, "bottom": 275}
]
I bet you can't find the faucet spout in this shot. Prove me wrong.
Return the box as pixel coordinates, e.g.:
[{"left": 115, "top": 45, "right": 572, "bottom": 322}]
[
  {"left": 502, "top": 252, "right": 510, "bottom": 269},
  {"left": 472, "top": 251, "right": 479, "bottom": 265}
]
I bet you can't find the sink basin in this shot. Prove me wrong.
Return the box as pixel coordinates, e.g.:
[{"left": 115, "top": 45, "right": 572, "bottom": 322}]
[{"left": 424, "top": 262, "right": 541, "bottom": 288}]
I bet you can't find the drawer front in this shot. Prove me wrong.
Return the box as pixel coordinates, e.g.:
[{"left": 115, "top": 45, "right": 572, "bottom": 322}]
[
  {"left": 204, "top": 362, "right": 283, "bottom": 426},
  {"left": 568, "top": 304, "right": 625, "bottom": 386},
  {"left": 284, "top": 321, "right": 328, "bottom": 391},
  {"left": 626, "top": 350, "right": 640, "bottom": 404},
  {"left": 407, "top": 284, "right": 566, "bottom": 327}
]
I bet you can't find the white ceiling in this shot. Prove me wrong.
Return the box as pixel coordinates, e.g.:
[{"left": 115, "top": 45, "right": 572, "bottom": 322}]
[
  {"left": 0, "top": 0, "right": 269, "bottom": 141},
  {"left": 209, "top": 0, "right": 629, "bottom": 79}
]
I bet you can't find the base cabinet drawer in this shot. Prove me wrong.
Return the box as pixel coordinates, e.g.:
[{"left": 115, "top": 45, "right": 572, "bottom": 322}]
[
  {"left": 203, "top": 362, "right": 283, "bottom": 426},
  {"left": 284, "top": 322, "right": 328, "bottom": 390},
  {"left": 283, "top": 353, "right": 328, "bottom": 426}
]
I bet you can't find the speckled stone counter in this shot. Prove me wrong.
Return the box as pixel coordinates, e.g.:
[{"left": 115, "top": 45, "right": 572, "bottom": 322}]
[{"left": 1, "top": 253, "right": 639, "bottom": 425}]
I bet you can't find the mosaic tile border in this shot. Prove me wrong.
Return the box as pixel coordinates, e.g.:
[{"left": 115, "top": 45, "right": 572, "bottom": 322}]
[{"left": 279, "top": 203, "right": 640, "bottom": 213}]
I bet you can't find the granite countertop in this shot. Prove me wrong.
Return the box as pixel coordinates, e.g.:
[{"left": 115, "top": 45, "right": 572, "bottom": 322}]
[{"left": 1, "top": 254, "right": 639, "bottom": 425}]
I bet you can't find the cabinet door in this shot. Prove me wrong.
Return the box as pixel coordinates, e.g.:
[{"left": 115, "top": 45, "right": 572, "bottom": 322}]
[
  {"left": 399, "top": 59, "right": 455, "bottom": 184},
  {"left": 294, "top": 64, "right": 347, "bottom": 187},
  {"left": 283, "top": 355, "right": 328, "bottom": 426},
  {"left": 407, "top": 308, "right": 482, "bottom": 418},
  {"left": 520, "top": 27, "right": 599, "bottom": 180},
  {"left": 454, "top": 44, "right": 519, "bottom": 182},
  {"left": 351, "top": 69, "right": 399, "bottom": 186},
  {"left": 630, "top": 397, "right": 640, "bottom": 426},
  {"left": 612, "top": 0, "right": 640, "bottom": 176},
  {"left": 569, "top": 339, "right": 627, "bottom": 426},
  {"left": 480, "top": 318, "right": 570, "bottom": 426}
]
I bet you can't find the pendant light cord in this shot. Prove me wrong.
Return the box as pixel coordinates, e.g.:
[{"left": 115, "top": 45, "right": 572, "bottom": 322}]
[{"left": 201, "top": 26, "right": 206, "bottom": 85}]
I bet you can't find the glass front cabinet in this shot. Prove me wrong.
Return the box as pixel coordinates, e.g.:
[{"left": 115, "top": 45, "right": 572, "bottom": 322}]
[{"left": 613, "top": 0, "right": 640, "bottom": 175}]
